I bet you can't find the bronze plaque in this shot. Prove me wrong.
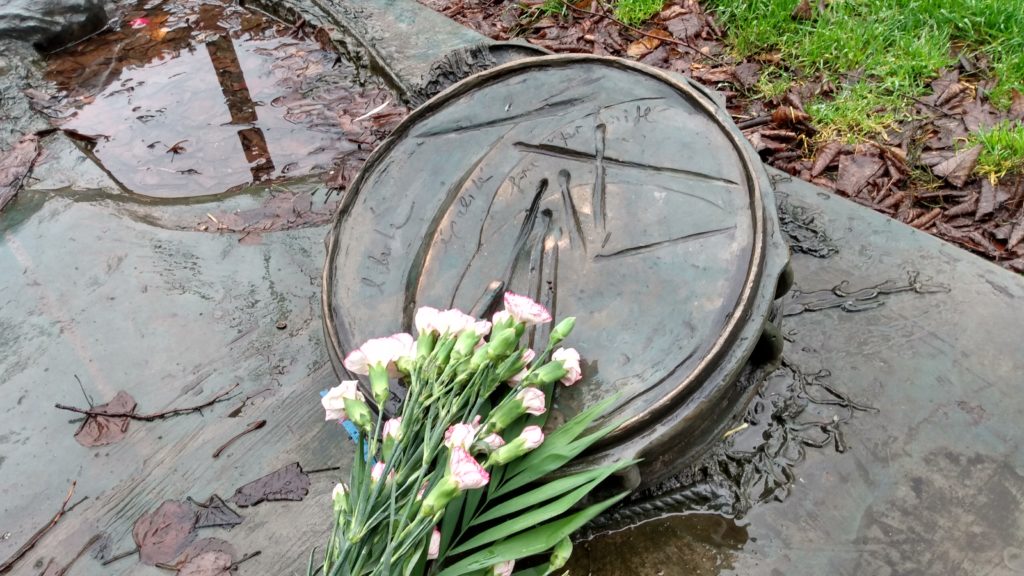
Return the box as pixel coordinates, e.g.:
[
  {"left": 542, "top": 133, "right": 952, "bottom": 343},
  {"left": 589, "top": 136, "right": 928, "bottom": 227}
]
[{"left": 324, "top": 56, "right": 784, "bottom": 444}]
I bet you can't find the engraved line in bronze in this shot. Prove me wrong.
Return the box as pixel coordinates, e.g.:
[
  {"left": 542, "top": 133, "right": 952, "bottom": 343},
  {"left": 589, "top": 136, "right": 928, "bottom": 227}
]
[
  {"left": 592, "top": 123, "right": 608, "bottom": 234},
  {"left": 512, "top": 142, "right": 741, "bottom": 186},
  {"left": 415, "top": 97, "right": 587, "bottom": 137},
  {"left": 595, "top": 225, "right": 736, "bottom": 259},
  {"left": 558, "top": 169, "right": 587, "bottom": 252}
]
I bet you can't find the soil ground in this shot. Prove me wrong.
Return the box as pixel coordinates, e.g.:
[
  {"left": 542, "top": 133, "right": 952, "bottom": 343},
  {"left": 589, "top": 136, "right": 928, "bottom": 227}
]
[{"left": 419, "top": 0, "right": 1024, "bottom": 272}]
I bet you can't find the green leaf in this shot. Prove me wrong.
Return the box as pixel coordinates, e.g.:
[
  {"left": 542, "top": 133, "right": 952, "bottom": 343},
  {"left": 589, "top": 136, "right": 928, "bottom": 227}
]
[
  {"left": 438, "top": 491, "right": 466, "bottom": 560},
  {"left": 498, "top": 395, "right": 619, "bottom": 490},
  {"left": 511, "top": 565, "right": 550, "bottom": 576},
  {"left": 461, "top": 485, "right": 485, "bottom": 529},
  {"left": 450, "top": 477, "right": 602, "bottom": 554},
  {"left": 496, "top": 420, "right": 622, "bottom": 497},
  {"left": 471, "top": 459, "right": 637, "bottom": 526},
  {"left": 435, "top": 491, "right": 628, "bottom": 576}
]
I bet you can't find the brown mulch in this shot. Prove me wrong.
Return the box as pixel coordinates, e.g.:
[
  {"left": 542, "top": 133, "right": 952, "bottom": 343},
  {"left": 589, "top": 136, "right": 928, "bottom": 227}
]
[{"left": 419, "top": 0, "right": 1024, "bottom": 272}]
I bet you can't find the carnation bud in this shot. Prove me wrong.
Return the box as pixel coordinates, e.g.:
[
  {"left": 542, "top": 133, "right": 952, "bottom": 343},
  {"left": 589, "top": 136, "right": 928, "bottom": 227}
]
[
  {"left": 549, "top": 536, "right": 573, "bottom": 570},
  {"left": 343, "top": 397, "right": 373, "bottom": 432},
  {"left": 549, "top": 316, "right": 576, "bottom": 345},
  {"left": 332, "top": 483, "right": 349, "bottom": 515},
  {"left": 486, "top": 328, "right": 518, "bottom": 361}
]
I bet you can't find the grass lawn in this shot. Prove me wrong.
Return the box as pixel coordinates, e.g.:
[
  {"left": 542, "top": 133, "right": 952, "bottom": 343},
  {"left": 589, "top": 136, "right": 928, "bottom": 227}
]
[{"left": 702, "top": 0, "right": 1024, "bottom": 142}]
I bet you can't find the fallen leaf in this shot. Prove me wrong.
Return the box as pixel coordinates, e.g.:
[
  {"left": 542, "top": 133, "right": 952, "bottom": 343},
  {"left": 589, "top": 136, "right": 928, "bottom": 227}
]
[
  {"left": 230, "top": 462, "right": 310, "bottom": 507},
  {"left": 771, "top": 105, "right": 810, "bottom": 127},
  {"left": 626, "top": 37, "right": 659, "bottom": 59},
  {"left": 931, "top": 144, "right": 981, "bottom": 187},
  {"left": 0, "top": 134, "right": 41, "bottom": 212},
  {"left": 919, "top": 149, "right": 954, "bottom": 167},
  {"left": 132, "top": 500, "right": 197, "bottom": 565},
  {"left": 836, "top": 154, "right": 884, "bottom": 195},
  {"left": 810, "top": 141, "right": 842, "bottom": 177},
  {"left": 732, "top": 62, "right": 762, "bottom": 89},
  {"left": 190, "top": 495, "right": 244, "bottom": 529},
  {"left": 1010, "top": 89, "right": 1024, "bottom": 120},
  {"left": 1009, "top": 214, "right": 1024, "bottom": 250},
  {"left": 975, "top": 179, "right": 997, "bottom": 220},
  {"left": 962, "top": 101, "right": 997, "bottom": 132},
  {"left": 665, "top": 13, "right": 703, "bottom": 40},
  {"left": 692, "top": 66, "right": 734, "bottom": 84},
  {"left": 175, "top": 538, "right": 237, "bottom": 568},
  {"left": 791, "top": 0, "right": 813, "bottom": 20},
  {"left": 74, "top": 391, "right": 137, "bottom": 447},
  {"left": 177, "top": 551, "right": 233, "bottom": 576}
]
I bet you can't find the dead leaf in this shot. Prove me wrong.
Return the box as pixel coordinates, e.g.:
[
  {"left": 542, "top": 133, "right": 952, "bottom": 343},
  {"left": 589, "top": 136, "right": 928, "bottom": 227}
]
[
  {"left": 791, "top": 0, "right": 813, "bottom": 20},
  {"left": 692, "top": 66, "right": 734, "bottom": 84},
  {"left": 175, "top": 538, "right": 237, "bottom": 568},
  {"left": 771, "top": 105, "right": 810, "bottom": 127},
  {"left": 931, "top": 144, "right": 981, "bottom": 187},
  {"left": 975, "top": 179, "right": 997, "bottom": 220},
  {"left": 1010, "top": 89, "right": 1024, "bottom": 121},
  {"left": 190, "top": 495, "right": 244, "bottom": 529},
  {"left": 1009, "top": 214, "right": 1024, "bottom": 250},
  {"left": 909, "top": 207, "right": 942, "bottom": 229},
  {"left": 665, "top": 13, "right": 703, "bottom": 40},
  {"left": 732, "top": 62, "right": 762, "bottom": 89},
  {"left": 0, "top": 134, "right": 41, "bottom": 212},
  {"left": 132, "top": 500, "right": 197, "bottom": 565},
  {"left": 177, "top": 551, "right": 233, "bottom": 576},
  {"left": 836, "top": 154, "right": 884, "bottom": 195},
  {"left": 626, "top": 36, "right": 660, "bottom": 59},
  {"left": 74, "top": 391, "right": 137, "bottom": 447},
  {"left": 810, "top": 141, "right": 842, "bottom": 177},
  {"left": 230, "top": 462, "right": 310, "bottom": 507}
]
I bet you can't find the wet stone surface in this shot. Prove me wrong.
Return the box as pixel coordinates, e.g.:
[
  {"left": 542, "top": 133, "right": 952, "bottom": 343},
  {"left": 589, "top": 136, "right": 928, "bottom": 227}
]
[{"left": 39, "top": 0, "right": 405, "bottom": 199}]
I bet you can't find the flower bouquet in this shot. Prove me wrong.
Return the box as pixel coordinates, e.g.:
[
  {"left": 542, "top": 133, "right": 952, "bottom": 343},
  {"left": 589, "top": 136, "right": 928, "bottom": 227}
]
[{"left": 313, "top": 292, "right": 632, "bottom": 576}]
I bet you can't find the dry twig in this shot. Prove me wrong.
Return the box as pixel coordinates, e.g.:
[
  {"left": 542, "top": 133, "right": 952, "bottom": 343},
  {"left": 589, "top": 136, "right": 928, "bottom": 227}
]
[
  {"left": 55, "top": 383, "right": 240, "bottom": 421},
  {"left": 0, "top": 482, "right": 87, "bottom": 573}
]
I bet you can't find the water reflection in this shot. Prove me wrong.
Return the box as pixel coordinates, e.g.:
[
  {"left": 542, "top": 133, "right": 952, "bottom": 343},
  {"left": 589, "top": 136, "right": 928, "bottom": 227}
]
[
  {"left": 44, "top": 0, "right": 393, "bottom": 198},
  {"left": 569, "top": 514, "right": 748, "bottom": 576}
]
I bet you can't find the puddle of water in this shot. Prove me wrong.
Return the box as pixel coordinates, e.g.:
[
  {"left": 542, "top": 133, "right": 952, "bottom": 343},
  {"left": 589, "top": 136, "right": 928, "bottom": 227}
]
[
  {"left": 569, "top": 513, "right": 748, "bottom": 575},
  {"left": 43, "top": 0, "right": 404, "bottom": 199}
]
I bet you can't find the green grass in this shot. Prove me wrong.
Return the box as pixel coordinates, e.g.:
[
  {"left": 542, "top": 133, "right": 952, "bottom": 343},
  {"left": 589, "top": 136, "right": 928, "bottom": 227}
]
[
  {"left": 614, "top": 0, "right": 666, "bottom": 25},
  {"left": 972, "top": 121, "right": 1024, "bottom": 181},
  {"left": 704, "top": 0, "right": 1024, "bottom": 142}
]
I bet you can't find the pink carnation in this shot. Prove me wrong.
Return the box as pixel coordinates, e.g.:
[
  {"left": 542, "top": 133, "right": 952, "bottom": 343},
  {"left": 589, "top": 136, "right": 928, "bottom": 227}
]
[
  {"left": 480, "top": 433, "right": 506, "bottom": 450},
  {"left": 343, "top": 333, "right": 415, "bottom": 375},
  {"left": 518, "top": 426, "right": 545, "bottom": 450},
  {"left": 491, "top": 560, "right": 515, "bottom": 576},
  {"left": 321, "top": 380, "right": 365, "bottom": 421},
  {"left": 552, "top": 347, "right": 582, "bottom": 386},
  {"left": 444, "top": 417, "right": 481, "bottom": 451},
  {"left": 502, "top": 292, "right": 552, "bottom": 326},
  {"left": 416, "top": 306, "right": 490, "bottom": 337},
  {"left": 371, "top": 462, "right": 392, "bottom": 483},
  {"left": 428, "top": 528, "right": 441, "bottom": 560},
  {"left": 382, "top": 417, "right": 403, "bottom": 441},
  {"left": 448, "top": 447, "right": 489, "bottom": 490},
  {"left": 516, "top": 387, "right": 547, "bottom": 416},
  {"left": 508, "top": 349, "right": 536, "bottom": 384}
]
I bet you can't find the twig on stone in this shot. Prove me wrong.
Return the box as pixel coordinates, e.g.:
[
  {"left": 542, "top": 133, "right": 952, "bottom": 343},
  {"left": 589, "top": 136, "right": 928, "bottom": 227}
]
[
  {"left": 54, "top": 383, "right": 240, "bottom": 422},
  {"left": 212, "top": 420, "right": 267, "bottom": 458},
  {"left": 100, "top": 547, "right": 138, "bottom": 566},
  {"left": 231, "top": 550, "right": 262, "bottom": 569},
  {"left": 0, "top": 481, "right": 87, "bottom": 573}
]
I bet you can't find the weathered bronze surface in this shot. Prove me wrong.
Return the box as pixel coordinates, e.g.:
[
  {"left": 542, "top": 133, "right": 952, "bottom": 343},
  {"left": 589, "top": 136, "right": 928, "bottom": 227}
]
[{"left": 323, "top": 55, "right": 790, "bottom": 484}]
